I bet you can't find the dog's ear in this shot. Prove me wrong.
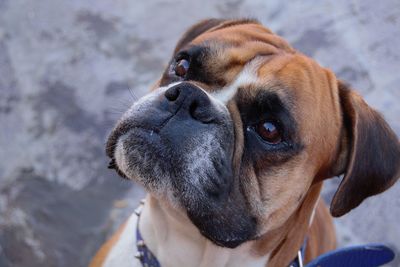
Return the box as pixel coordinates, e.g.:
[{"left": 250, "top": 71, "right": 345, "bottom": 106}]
[
  {"left": 329, "top": 81, "right": 400, "bottom": 217},
  {"left": 173, "top": 18, "right": 260, "bottom": 54}
]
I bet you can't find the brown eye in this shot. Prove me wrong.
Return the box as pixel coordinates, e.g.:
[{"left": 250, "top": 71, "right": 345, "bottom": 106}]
[
  {"left": 256, "top": 121, "right": 282, "bottom": 144},
  {"left": 175, "top": 59, "right": 190, "bottom": 77}
]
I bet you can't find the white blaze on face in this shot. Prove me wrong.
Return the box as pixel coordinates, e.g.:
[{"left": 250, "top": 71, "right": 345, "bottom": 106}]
[{"left": 210, "top": 58, "right": 263, "bottom": 104}]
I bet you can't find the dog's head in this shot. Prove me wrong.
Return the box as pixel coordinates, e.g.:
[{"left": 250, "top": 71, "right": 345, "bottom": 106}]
[{"left": 106, "top": 19, "right": 400, "bottom": 248}]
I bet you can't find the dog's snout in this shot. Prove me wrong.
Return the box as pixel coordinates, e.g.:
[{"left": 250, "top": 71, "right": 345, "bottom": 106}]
[{"left": 164, "top": 83, "right": 214, "bottom": 123}]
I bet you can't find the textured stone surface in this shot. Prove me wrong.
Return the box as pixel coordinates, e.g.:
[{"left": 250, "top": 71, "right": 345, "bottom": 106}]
[{"left": 0, "top": 1, "right": 399, "bottom": 266}]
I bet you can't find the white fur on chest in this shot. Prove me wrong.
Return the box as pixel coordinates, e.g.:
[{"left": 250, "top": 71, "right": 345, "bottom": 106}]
[
  {"left": 102, "top": 210, "right": 269, "bottom": 267},
  {"left": 103, "top": 213, "right": 141, "bottom": 267}
]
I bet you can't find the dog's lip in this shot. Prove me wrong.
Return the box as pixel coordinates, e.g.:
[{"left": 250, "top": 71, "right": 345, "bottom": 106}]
[
  {"left": 125, "top": 126, "right": 161, "bottom": 136},
  {"left": 206, "top": 234, "right": 249, "bottom": 248},
  {"left": 105, "top": 125, "right": 163, "bottom": 181},
  {"left": 106, "top": 125, "right": 161, "bottom": 157},
  {"left": 108, "top": 126, "right": 162, "bottom": 161},
  {"left": 121, "top": 126, "right": 161, "bottom": 142},
  {"left": 108, "top": 158, "right": 130, "bottom": 180}
]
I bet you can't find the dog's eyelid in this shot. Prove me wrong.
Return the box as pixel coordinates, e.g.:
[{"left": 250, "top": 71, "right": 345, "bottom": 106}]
[
  {"left": 175, "top": 45, "right": 209, "bottom": 62},
  {"left": 175, "top": 51, "right": 190, "bottom": 61}
]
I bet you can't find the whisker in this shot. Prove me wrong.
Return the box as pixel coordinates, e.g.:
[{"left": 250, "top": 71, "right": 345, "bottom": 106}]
[
  {"left": 105, "top": 97, "right": 133, "bottom": 117},
  {"left": 128, "top": 88, "right": 139, "bottom": 102},
  {"left": 107, "top": 107, "right": 126, "bottom": 115},
  {"left": 116, "top": 98, "right": 132, "bottom": 109}
]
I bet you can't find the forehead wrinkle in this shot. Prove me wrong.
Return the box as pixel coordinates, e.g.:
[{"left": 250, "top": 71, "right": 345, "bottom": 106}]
[
  {"left": 194, "top": 24, "right": 292, "bottom": 52},
  {"left": 258, "top": 54, "right": 294, "bottom": 80},
  {"left": 254, "top": 55, "right": 311, "bottom": 112},
  {"left": 207, "top": 20, "right": 264, "bottom": 33},
  {"left": 270, "top": 55, "right": 323, "bottom": 118},
  {"left": 206, "top": 39, "right": 279, "bottom": 61},
  {"left": 195, "top": 40, "right": 279, "bottom": 87}
]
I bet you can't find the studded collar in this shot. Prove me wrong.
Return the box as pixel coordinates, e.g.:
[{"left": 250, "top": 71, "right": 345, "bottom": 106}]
[{"left": 134, "top": 200, "right": 161, "bottom": 267}]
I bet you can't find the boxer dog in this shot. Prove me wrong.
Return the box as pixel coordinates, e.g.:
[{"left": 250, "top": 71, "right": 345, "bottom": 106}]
[{"left": 90, "top": 19, "right": 400, "bottom": 267}]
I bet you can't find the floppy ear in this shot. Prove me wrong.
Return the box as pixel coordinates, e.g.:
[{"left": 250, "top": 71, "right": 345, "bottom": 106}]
[{"left": 330, "top": 81, "right": 400, "bottom": 217}]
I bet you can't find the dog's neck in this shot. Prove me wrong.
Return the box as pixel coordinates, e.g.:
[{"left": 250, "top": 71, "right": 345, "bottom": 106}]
[
  {"left": 139, "top": 183, "right": 322, "bottom": 267},
  {"left": 139, "top": 196, "right": 270, "bottom": 267}
]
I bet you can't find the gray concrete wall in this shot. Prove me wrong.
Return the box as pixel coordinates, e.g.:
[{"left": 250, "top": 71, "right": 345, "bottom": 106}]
[{"left": 0, "top": 1, "right": 399, "bottom": 266}]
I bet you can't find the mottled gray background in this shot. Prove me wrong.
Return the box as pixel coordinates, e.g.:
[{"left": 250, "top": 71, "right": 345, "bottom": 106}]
[{"left": 0, "top": 1, "right": 399, "bottom": 266}]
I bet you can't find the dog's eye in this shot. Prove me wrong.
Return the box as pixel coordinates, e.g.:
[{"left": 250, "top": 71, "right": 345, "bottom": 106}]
[
  {"left": 255, "top": 121, "right": 282, "bottom": 144},
  {"left": 174, "top": 59, "right": 190, "bottom": 77}
]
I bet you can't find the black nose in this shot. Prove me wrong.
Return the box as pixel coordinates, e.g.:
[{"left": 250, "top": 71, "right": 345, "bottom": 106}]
[{"left": 164, "top": 82, "right": 215, "bottom": 123}]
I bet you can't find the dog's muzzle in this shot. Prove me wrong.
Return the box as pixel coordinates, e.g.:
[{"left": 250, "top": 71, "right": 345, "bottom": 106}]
[
  {"left": 106, "top": 82, "right": 233, "bottom": 194},
  {"left": 106, "top": 82, "right": 257, "bottom": 248}
]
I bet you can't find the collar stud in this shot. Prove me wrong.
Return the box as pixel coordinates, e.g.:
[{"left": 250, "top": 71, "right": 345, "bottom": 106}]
[
  {"left": 134, "top": 207, "right": 142, "bottom": 216},
  {"left": 135, "top": 251, "right": 144, "bottom": 260}
]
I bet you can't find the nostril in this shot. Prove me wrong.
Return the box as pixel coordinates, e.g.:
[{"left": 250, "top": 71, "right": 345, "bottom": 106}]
[
  {"left": 165, "top": 86, "right": 180, "bottom": 101},
  {"left": 189, "top": 99, "right": 215, "bottom": 123},
  {"left": 189, "top": 100, "right": 198, "bottom": 119},
  {"left": 164, "top": 83, "right": 216, "bottom": 123}
]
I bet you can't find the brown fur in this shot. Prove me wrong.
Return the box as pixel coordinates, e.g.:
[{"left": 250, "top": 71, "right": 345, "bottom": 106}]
[
  {"left": 92, "top": 19, "right": 399, "bottom": 267},
  {"left": 252, "top": 182, "right": 333, "bottom": 267},
  {"left": 305, "top": 199, "right": 336, "bottom": 262},
  {"left": 330, "top": 82, "right": 400, "bottom": 216}
]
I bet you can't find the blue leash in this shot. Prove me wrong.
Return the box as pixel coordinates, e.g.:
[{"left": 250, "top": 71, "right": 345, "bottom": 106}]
[{"left": 304, "top": 243, "right": 395, "bottom": 267}]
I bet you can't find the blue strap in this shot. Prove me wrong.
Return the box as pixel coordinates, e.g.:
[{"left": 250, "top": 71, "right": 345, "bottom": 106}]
[
  {"left": 135, "top": 205, "right": 161, "bottom": 267},
  {"left": 136, "top": 224, "right": 161, "bottom": 267},
  {"left": 305, "top": 244, "right": 395, "bottom": 267}
]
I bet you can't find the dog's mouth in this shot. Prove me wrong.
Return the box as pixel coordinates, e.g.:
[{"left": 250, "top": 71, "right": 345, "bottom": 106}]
[
  {"left": 105, "top": 82, "right": 235, "bottom": 192},
  {"left": 107, "top": 158, "right": 127, "bottom": 179},
  {"left": 106, "top": 126, "right": 162, "bottom": 180},
  {"left": 105, "top": 82, "right": 258, "bottom": 248}
]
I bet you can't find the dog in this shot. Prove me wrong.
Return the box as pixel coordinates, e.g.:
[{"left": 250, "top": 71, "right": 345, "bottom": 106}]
[{"left": 90, "top": 19, "right": 400, "bottom": 267}]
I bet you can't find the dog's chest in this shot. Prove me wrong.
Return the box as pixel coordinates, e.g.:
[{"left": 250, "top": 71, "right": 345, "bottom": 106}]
[
  {"left": 102, "top": 214, "right": 140, "bottom": 267},
  {"left": 102, "top": 212, "right": 270, "bottom": 267}
]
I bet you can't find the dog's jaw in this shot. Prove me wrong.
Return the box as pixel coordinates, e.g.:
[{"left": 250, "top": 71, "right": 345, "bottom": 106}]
[{"left": 139, "top": 195, "right": 270, "bottom": 267}]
